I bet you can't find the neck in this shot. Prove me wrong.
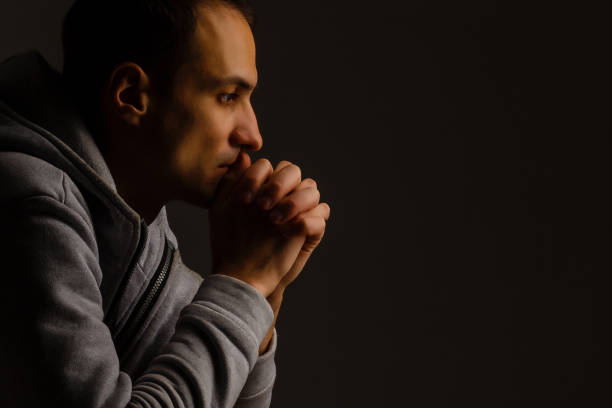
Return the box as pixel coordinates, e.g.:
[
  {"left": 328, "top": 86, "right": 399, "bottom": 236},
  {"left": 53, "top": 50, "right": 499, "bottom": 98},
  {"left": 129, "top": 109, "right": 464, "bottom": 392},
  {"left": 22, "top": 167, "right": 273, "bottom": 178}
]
[{"left": 101, "top": 134, "right": 168, "bottom": 226}]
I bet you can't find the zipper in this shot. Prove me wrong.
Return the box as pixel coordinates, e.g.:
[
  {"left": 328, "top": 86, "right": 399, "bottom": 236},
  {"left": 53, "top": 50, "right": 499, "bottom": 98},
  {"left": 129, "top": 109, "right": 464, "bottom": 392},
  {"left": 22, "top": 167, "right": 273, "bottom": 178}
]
[
  {"left": 114, "top": 236, "right": 175, "bottom": 357},
  {"left": 104, "top": 219, "right": 148, "bottom": 332}
]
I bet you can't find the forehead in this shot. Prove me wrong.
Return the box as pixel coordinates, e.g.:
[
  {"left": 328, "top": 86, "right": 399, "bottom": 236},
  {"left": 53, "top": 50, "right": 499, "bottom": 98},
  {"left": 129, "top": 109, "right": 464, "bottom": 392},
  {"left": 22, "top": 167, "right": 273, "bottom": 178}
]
[{"left": 190, "top": 4, "right": 257, "bottom": 86}]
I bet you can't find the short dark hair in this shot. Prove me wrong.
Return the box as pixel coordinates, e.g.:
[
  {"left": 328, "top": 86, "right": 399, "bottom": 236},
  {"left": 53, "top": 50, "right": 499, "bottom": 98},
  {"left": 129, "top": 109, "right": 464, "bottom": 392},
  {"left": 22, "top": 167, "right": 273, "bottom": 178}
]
[{"left": 61, "top": 0, "right": 255, "bottom": 148}]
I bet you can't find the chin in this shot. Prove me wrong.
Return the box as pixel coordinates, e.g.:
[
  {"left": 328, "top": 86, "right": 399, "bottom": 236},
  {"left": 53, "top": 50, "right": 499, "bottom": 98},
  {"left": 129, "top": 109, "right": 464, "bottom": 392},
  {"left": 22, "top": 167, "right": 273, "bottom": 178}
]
[
  {"left": 175, "top": 177, "right": 217, "bottom": 209},
  {"left": 175, "top": 162, "right": 232, "bottom": 208}
]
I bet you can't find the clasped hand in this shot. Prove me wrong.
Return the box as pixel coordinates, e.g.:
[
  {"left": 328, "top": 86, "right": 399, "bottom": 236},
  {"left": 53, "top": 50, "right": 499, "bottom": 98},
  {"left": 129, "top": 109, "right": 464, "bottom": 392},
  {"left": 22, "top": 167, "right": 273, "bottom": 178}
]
[
  {"left": 208, "top": 151, "right": 330, "bottom": 354},
  {"left": 209, "top": 151, "right": 330, "bottom": 299}
]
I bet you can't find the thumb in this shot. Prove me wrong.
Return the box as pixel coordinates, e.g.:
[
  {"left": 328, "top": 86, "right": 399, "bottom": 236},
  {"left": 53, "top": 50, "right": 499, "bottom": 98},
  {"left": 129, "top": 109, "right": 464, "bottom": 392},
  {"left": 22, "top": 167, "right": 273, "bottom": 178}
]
[{"left": 213, "top": 151, "right": 251, "bottom": 205}]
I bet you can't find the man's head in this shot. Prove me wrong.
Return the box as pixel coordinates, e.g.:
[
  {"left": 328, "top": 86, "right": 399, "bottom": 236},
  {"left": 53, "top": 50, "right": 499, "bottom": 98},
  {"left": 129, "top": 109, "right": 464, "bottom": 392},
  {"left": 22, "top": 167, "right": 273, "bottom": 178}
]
[{"left": 62, "top": 0, "right": 262, "bottom": 211}]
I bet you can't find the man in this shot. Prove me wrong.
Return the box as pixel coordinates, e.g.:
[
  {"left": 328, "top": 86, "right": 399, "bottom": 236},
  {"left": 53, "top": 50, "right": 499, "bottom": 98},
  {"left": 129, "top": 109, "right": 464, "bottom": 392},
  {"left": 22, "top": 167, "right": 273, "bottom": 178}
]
[{"left": 0, "top": 0, "right": 330, "bottom": 407}]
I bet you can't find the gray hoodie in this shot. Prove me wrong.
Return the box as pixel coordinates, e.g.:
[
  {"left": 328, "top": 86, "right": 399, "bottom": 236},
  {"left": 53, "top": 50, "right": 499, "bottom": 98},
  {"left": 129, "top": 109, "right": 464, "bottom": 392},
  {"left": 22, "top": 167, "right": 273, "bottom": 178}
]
[{"left": 0, "top": 51, "right": 277, "bottom": 408}]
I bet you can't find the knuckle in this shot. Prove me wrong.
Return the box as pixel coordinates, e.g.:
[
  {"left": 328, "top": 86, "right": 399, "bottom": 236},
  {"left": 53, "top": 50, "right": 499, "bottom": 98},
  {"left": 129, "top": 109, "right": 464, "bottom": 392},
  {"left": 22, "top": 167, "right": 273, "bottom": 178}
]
[
  {"left": 256, "top": 158, "right": 273, "bottom": 172},
  {"left": 308, "top": 218, "right": 325, "bottom": 235},
  {"left": 265, "top": 180, "right": 282, "bottom": 196},
  {"left": 281, "top": 199, "right": 297, "bottom": 213},
  {"left": 319, "top": 217, "right": 327, "bottom": 229},
  {"left": 276, "top": 160, "right": 292, "bottom": 168},
  {"left": 264, "top": 160, "right": 274, "bottom": 173},
  {"left": 310, "top": 222, "right": 325, "bottom": 237},
  {"left": 303, "top": 178, "right": 317, "bottom": 189},
  {"left": 290, "top": 164, "right": 302, "bottom": 180}
]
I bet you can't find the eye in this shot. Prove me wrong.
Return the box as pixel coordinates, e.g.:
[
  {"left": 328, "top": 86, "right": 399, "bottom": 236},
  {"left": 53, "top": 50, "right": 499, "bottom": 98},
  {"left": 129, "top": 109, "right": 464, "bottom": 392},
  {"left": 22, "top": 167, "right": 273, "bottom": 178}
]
[{"left": 219, "top": 93, "right": 239, "bottom": 104}]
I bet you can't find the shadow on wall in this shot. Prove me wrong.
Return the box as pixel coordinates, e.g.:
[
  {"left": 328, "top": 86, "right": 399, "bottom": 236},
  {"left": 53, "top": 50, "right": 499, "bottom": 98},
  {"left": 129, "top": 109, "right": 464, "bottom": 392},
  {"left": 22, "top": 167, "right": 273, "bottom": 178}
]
[{"left": 0, "top": 0, "right": 75, "bottom": 69}]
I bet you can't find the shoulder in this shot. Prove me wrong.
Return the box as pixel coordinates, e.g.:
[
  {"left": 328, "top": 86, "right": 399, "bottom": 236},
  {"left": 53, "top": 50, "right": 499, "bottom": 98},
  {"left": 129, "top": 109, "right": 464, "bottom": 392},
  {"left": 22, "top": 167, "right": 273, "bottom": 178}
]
[
  {"left": 0, "top": 151, "right": 94, "bottom": 230},
  {"left": 0, "top": 151, "right": 65, "bottom": 202}
]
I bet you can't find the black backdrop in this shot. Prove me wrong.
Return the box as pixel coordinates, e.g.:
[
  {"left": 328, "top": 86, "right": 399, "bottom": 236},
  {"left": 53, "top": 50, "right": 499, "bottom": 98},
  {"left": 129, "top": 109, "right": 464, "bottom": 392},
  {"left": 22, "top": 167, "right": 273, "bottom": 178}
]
[{"left": 1, "top": 1, "right": 608, "bottom": 406}]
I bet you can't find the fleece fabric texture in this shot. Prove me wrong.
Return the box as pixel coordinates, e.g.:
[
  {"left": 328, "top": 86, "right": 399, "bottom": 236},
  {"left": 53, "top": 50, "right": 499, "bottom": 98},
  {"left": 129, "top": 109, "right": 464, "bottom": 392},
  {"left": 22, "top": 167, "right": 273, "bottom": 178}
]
[{"left": 0, "top": 51, "right": 278, "bottom": 408}]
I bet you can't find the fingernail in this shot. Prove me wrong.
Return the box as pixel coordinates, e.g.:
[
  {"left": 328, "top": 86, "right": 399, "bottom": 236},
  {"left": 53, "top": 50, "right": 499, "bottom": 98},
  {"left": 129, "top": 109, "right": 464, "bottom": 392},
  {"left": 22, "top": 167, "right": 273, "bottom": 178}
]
[
  {"left": 258, "top": 196, "right": 272, "bottom": 210},
  {"left": 269, "top": 210, "right": 283, "bottom": 223}
]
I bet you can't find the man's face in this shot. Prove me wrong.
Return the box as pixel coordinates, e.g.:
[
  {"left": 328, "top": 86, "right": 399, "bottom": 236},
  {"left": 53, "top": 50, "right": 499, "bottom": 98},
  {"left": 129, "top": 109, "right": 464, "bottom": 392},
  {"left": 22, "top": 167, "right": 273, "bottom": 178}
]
[{"left": 148, "top": 4, "right": 262, "bottom": 207}]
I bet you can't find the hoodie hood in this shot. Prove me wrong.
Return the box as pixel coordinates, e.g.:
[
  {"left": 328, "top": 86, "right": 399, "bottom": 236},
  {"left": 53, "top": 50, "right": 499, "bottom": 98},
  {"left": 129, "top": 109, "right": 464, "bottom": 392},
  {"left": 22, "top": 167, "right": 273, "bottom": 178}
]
[
  {"left": 0, "top": 50, "right": 176, "bottom": 238},
  {"left": 0, "top": 50, "right": 181, "bottom": 319},
  {"left": 0, "top": 50, "right": 117, "bottom": 193}
]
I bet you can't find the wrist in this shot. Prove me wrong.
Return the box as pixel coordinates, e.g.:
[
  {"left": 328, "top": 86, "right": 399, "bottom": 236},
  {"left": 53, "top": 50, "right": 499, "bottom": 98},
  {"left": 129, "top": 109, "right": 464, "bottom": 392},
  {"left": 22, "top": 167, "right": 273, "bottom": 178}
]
[
  {"left": 258, "top": 329, "right": 274, "bottom": 355},
  {"left": 267, "top": 286, "right": 285, "bottom": 314},
  {"left": 212, "top": 268, "right": 271, "bottom": 298}
]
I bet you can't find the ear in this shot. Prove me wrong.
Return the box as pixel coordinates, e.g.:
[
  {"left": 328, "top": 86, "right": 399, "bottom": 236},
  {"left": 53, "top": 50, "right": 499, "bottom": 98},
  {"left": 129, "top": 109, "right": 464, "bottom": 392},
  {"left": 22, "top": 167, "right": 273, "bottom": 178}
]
[{"left": 107, "top": 62, "right": 151, "bottom": 126}]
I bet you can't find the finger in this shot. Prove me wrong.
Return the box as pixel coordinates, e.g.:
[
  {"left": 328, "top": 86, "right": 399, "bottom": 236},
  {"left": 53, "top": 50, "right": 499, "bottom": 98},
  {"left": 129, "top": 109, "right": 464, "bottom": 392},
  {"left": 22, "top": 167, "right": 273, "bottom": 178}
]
[
  {"left": 214, "top": 151, "right": 251, "bottom": 203},
  {"left": 293, "top": 178, "right": 317, "bottom": 192},
  {"left": 268, "top": 187, "right": 320, "bottom": 224},
  {"left": 254, "top": 163, "right": 302, "bottom": 210},
  {"left": 277, "top": 202, "right": 330, "bottom": 235},
  {"left": 295, "top": 202, "right": 330, "bottom": 221},
  {"left": 320, "top": 202, "right": 331, "bottom": 221},
  {"left": 276, "top": 208, "right": 329, "bottom": 289},
  {"left": 274, "top": 160, "right": 294, "bottom": 172},
  {"left": 281, "top": 214, "right": 327, "bottom": 251},
  {"left": 233, "top": 158, "right": 274, "bottom": 204},
  {"left": 267, "top": 178, "right": 319, "bottom": 223}
]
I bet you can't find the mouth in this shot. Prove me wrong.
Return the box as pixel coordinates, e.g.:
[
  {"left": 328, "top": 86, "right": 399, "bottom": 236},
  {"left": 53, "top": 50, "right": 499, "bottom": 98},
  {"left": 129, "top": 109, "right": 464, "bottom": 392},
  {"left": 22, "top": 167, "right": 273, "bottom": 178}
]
[{"left": 219, "top": 156, "right": 239, "bottom": 168}]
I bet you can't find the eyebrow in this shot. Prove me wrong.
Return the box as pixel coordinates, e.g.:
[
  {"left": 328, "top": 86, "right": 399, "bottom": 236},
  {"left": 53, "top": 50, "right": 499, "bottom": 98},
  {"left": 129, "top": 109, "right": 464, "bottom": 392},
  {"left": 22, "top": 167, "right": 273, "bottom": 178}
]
[{"left": 210, "top": 75, "right": 257, "bottom": 91}]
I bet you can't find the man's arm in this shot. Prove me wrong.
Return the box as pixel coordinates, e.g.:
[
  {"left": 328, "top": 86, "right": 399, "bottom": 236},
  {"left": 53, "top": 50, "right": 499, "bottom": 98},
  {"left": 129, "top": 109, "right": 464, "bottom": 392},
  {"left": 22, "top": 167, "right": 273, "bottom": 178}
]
[
  {"left": 0, "top": 151, "right": 328, "bottom": 407},
  {"left": 0, "top": 192, "right": 274, "bottom": 408}
]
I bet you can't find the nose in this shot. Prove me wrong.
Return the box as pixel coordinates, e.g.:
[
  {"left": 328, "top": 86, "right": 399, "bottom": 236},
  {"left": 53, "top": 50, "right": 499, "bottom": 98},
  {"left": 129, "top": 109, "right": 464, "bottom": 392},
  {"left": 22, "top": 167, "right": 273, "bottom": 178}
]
[{"left": 229, "top": 102, "right": 263, "bottom": 152}]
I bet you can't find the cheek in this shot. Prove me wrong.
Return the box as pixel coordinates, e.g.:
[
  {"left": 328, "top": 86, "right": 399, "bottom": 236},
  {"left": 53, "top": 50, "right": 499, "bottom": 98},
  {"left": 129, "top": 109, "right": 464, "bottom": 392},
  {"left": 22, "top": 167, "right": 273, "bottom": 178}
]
[
  {"left": 158, "top": 91, "right": 233, "bottom": 179},
  {"left": 172, "top": 109, "right": 228, "bottom": 175},
  {"left": 158, "top": 98, "right": 195, "bottom": 153}
]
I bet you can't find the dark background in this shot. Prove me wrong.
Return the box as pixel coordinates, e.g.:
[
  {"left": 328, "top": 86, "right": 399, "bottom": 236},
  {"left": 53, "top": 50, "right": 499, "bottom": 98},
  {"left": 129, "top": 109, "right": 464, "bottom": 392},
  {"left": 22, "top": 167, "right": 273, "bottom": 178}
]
[{"left": 1, "top": 1, "right": 608, "bottom": 406}]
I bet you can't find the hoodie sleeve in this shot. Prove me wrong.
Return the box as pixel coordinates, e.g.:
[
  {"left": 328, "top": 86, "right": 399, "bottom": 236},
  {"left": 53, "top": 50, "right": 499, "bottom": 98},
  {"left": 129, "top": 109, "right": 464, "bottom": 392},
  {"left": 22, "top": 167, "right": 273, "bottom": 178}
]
[
  {"left": 236, "top": 328, "right": 278, "bottom": 407},
  {"left": 0, "top": 191, "right": 276, "bottom": 408}
]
